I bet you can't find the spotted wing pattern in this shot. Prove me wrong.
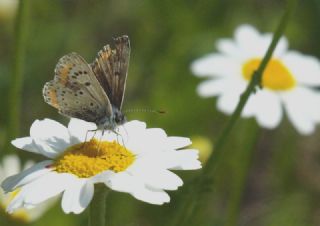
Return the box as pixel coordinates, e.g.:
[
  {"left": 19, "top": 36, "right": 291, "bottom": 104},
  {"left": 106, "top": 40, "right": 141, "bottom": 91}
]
[
  {"left": 43, "top": 53, "right": 112, "bottom": 123},
  {"left": 91, "top": 35, "right": 130, "bottom": 110}
]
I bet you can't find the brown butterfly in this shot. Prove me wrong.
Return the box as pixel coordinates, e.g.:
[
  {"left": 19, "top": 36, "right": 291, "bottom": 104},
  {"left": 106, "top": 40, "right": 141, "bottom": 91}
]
[{"left": 43, "top": 35, "right": 130, "bottom": 130}]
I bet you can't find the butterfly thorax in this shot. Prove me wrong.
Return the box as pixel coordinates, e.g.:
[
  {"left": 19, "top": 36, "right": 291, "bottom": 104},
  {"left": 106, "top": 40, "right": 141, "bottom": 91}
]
[{"left": 97, "top": 107, "right": 126, "bottom": 130}]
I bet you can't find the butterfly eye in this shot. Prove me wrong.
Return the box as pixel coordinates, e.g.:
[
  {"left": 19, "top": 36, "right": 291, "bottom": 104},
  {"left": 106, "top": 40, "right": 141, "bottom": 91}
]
[
  {"left": 115, "top": 116, "right": 121, "bottom": 123},
  {"left": 114, "top": 113, "right": 124, "bottom": 124}
]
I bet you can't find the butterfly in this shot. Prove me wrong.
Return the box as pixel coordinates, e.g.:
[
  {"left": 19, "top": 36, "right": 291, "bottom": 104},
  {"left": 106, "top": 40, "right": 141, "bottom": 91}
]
[{"left": 43, "top": 35, "right": 130, "bottom": 131}]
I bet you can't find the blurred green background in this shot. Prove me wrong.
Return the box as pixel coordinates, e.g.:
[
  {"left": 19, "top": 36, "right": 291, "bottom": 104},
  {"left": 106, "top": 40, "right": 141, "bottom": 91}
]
[{"left": 1, "top": 0, "right": 320, "bottom": 225}]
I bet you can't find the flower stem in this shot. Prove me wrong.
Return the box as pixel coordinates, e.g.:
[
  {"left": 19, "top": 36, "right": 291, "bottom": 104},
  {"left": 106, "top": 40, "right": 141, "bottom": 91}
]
[
  {"left": 88, "top": 184, "right": 110, "bottom": 226},
  {"left": 170, "top": 0, "right": 297, "bottom": 225},
  {"left": 6, "top": 0, "right": 29, "bottom": 152},
  {"left": 224, "top": 122, "right": 259, "bottom": 226}
]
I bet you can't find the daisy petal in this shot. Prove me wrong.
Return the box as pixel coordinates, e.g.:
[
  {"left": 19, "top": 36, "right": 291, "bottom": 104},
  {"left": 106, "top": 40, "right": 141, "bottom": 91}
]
[
  {"left": 191, "top": 54, "right": 241, "bottom": 77},
  {"left": 235, "top": 24, "right": 288, "bottom": 59},
  {"left": 102, "top": 120, "right": 148, "bottom": 146},
  {"left": 68, "top": 118, "right": 97, "bottom": 144},
  {"left": 166, "top": 137, "right": 191, "bottom": 149},
  {"left": 244, "top": 91, "right": 283, "bottom": 129},
  {"left": 1, "top": 160, "right": 53, "bottom": 192},
  {"left": 281, "top": 87, "right": 320, "bottom": 134},
  {"left": 217, "top": 91, "right": 241, "bottom": 115},
  {"left": 105, "top": 172, "right": 141, "bottom": 194},
  {"left": 133, "top": 187, "right": 170, "bottom": 205},
  {"left": 216, "top": 38, "right": 242, "bottom": 58},
  {"left": 30, "top": 119, "right": 71, "bottom": 157},
  {"left": 90, "top": 171, "right": 115, "bottom": 184},
  {"left": 127, "top": 128, "right": 168, "bottom": 154},
  {"left": 23, "top": 172, "right": 74, "bottom": 206},
  {"left": 197, "top": 78, "right": 228, "bottom": 97},
  {"left": 11, "top": 137, "right": 42, "bottom": 156},
  {"left": 122, "top": 120, "right": 147, "bottom": 132},
  {"left": 79, "top": 182, "right": 94, "bottom": 210},
  {"left": 235, "top": 24, "right": 260, "bottom": 46},
  {"left": 107, "top": 171, "right": 170, "bottom": 205},
  {"left": 166, "top": 149, "right": 202, "bottom": 170},
  {"left": 130, "top": 166, "right": 183, "bottom": 190},
  {"left": 7, "top": 172, "right": 73, "bottom": 212},
  {"left": 62, "top": 179, "right": 94, "bottom": 214},
  {"left": 282, "top": 51, "right": 320, "bottom": 86},
  {"left": 198, "top": 77, "right": 245, "bottom": 98},
  {"left": 235, "top": 24, "right": 265, "bottom": 57}
]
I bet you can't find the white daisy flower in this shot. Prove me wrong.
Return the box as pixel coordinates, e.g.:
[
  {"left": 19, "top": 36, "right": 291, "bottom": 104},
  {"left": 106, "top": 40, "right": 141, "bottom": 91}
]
[
  {"left": 191, "top": 24, "right": 320, "bottom": 135},
  {"left": 0, "top": 155, "right": 55, "bottom": 222},
  {"left": 1, "top": 119, "right": 201, "bottom": 214},
  {"left": 0, "top": 0, "right": 18, "bottom": 20}
]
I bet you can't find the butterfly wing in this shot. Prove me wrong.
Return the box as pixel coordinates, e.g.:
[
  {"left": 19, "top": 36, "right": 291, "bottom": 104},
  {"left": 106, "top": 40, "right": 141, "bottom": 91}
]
[
  {"left": 43, "top": 53, "right": 113, "bottom": 123},
  {"left": 43, "top": 81, "right": 108, "bottom": 123},
  {"left": 91, "top": 35, "right": 130, "bottom": 110}
]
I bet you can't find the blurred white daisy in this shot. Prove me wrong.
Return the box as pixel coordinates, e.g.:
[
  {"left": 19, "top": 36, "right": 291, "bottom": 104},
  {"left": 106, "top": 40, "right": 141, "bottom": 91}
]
[
  {"left": 0, "top": 155, "right": 55, "bottom": 222},
  {"left": 0, "top": 0, "right": 18, "bottom": 21},
  {"left": 191, "top": 24, "right": 320, "bottom": 135},
  {"left": 1, "top": 119, "right": 201, "bottom": 214}
]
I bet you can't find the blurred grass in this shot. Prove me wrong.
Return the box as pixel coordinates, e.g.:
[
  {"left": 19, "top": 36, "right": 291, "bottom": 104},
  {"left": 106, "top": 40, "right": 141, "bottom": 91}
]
[
  {"left": 1, "top": 0, "right": 320, "bottom": 226},
  {"left": 6, "top": 0, "right": 29, "bottom": 154}
]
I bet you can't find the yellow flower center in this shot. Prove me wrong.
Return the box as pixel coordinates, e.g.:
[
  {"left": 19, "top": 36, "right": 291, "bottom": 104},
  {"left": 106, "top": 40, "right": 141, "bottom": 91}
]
[
  {"left": 242, "top": 58, "right": 296, "bottom": 90},
  {"left": 0, "top": 189, "right": 30, "bottom": 223},
  {"left": 8, "top": 209, "right": 30, "bottom": 223},
  {"left": 53, "top": 139, "right": 135, "bottom": 178}
]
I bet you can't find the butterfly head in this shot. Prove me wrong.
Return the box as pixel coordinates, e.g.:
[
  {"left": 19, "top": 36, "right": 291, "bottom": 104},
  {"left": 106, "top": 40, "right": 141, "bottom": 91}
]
[
  {"left": 97, "top": 107, "right": 126, "bottom": 131},
  {"left": 114, "top": 108, "right": 126, "bottom": 125}
]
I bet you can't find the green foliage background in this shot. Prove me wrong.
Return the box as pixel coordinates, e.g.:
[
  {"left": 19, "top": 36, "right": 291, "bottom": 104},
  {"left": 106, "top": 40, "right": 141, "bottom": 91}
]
[{"left": 0, "top": 0, "right": 320, "bottom": 225}]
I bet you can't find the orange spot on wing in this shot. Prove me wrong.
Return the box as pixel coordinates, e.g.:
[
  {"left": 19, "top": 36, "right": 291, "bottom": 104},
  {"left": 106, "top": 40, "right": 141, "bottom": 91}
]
[
  {"left": 49, "top": 89, "right": 59, "bottom": 108},
  {"left": 58, "top": 64, "right": 72, "bottom": 85}
]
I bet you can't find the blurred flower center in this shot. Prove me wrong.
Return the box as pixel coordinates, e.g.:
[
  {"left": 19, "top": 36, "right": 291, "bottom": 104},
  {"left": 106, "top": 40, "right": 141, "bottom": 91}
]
[
  {"left": 190, "top": 136, "right": 213, "bottom": 164},
  {"left": 54, "top": 139, "right": 135, "bottom": 178},
  {"left": 242, "top": 58, "right": 296, "bottom": 90},
  {"left": 1, "top": 189, "right": 30, "bottom": 222}
]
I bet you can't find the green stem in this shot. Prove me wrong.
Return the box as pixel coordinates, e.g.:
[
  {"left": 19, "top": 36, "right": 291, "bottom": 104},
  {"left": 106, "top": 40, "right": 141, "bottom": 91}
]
[
  {"left": 224, "top": 122, "right": 259, "bottom": 226},
  {"left": 88, "top": 184, "right": 109, "bottom": 226},
  {"left": 170, "top": 0, "right": 297, "bottom": 225},
  {"left": 6, "top": 0, "right": 29, "bottom": 151}
]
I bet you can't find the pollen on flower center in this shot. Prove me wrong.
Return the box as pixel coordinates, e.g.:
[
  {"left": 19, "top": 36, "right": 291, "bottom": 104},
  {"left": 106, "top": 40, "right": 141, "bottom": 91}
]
[
  {"left": 53, "top": 139, "right": 135, "bottom": 178},
  {"left": 242, "top": 58, "right": 296, "bottom": 90}
]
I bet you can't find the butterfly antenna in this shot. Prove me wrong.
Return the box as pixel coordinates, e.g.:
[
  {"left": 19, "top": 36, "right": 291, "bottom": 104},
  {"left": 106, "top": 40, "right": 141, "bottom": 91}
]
[{"left": 123, "top": 109, "right": 166, "bottom": 114}]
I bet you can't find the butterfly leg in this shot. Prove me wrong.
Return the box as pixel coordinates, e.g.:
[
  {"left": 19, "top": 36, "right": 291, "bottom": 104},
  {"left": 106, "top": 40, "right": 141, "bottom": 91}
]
[
  {"left": 96, "top": 129, "right": 105, "bottom": 154},
  {"left": 80, "top": 129, "right": 97, "bottom": 150},
  {"left": 112, "top": 128, "right": 127, "bottom": 149},
  {"left": 83, "top": 129, "right": 98, "bottom": 142},
  {"left": 122, "top": 125, "right": 129, "bottom": 143}
]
